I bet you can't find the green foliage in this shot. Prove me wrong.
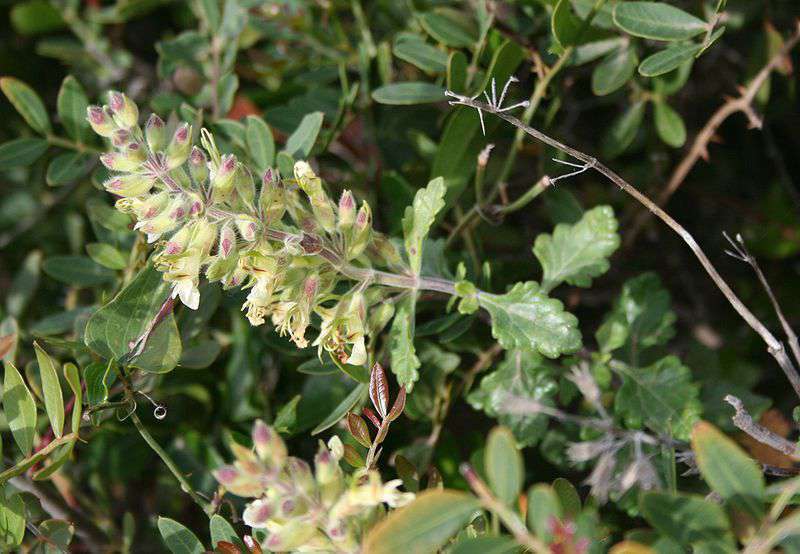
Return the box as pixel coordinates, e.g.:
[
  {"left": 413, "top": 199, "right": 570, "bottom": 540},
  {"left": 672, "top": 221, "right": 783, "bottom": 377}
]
[{"left": 0, "top": 0, "right": 798, "bottom": 551}]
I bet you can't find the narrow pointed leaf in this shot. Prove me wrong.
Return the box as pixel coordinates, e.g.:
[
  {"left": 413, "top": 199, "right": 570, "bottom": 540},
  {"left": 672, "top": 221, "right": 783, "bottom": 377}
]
[
  {"left": 1, "top": 76, "right": 51, "bottom": 134},
  {"left": 57, "top": 75, "right": 90, "bottom": 142},
  {"left": 3, "top": 362, "right": 37, "bottom": 456},
  {"left": 34, "top": 342, "right": 64, "bottom": 438},
  {"left": 369, "top": 363, "right": 390, "bottom": 418}
]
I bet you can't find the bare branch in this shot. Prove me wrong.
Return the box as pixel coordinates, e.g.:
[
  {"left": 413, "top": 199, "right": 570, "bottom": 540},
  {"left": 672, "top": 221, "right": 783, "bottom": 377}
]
[
  {"left": 723, "top": 232, "right": 800, "bottom": 369},
  {"left": 445, "top": 87, "right": 800, "bottom": 400},
  {"left": 724, "top": 394, "right": 799, "bottom": 459},
  {"left": 626, "top": 22, "right": 800, "bottom": 245}
]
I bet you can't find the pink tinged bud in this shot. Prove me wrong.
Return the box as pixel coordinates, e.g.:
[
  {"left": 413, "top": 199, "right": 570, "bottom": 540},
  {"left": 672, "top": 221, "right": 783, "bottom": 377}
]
[
  {"left": 281, "top": 499, "right": 295, "bottom": 515},
  {"left": 111, "top": 129, "right": 130, "bottom": 148},
  {"left": 145, "top": 114, "right": 166, "bottom": 151},
  {"left": 214, "top": 465, "right": 239, "bottom": 485},
  {"left": 109, "top": 91, "right": 125, "bottom": 112},
  {"left": 175, "top": 123, "right": 189, "bottom": 143},
  {"left": 87, "top": 105, "right": 105, "bottom": 125},
  {"left": 337, "top": 190, "right": 356, "bottom": 230},
  {"left": 172, "top": 207, "right": 186, "bottom": 219},
  {"left": 190, "top": 201, "right": 202, "bottom": 215},
  {"left": 220, "top": 153, "right": 236, "bottom": 175},
  {"left": 219, "top": 225, "right": 236, "bottom": 258},
  {"left": 165, "top": 123, "right": 192, "bottom": 169},
  {"left": 165, "top": 242, "right": 182, "bottom": 255},
  {"left": 262, "top": 167, "right": 274, "bottom": 185},
  {"left": 189, "top": 146, "right": 205, "bottom": 166},
  {"left": 100, "top": 153, "right": 117, "bottom": 169},
  {"left": 303, "top": 276, "right": 318, "bottom": 299},
  {"left": 356, "top": 205, "right": 370, "bottom": 229}
]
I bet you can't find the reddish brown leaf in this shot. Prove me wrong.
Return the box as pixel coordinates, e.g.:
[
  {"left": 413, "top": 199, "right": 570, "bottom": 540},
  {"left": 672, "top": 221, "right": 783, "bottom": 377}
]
[
  {"left": 386, "top": 386, "right": 406, "bottom": 422},
  {"left": 369, "top": 362, "right": 389, "bottom": 418},
  {"left": 342, "top": 444, "right": 365, "bottom": 468},
  {"left": 0, "top": 334, "right": 15, "bottom": 360},
  {"left": 243, "top": 535, "right": 263, "bottom": 554},
  {"left": 215, "top": 541, "right": 243, "bottom": 554},
  {"left": 346, "top": 412, "right": 372, "bottom": 448},
  {"left": 362, "top": 407, "right": 381, "bottom": 429}
]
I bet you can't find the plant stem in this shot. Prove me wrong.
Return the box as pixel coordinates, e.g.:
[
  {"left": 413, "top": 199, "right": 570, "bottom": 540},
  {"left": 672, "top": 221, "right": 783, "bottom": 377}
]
[
  {"left": 46, "top": 134, "right": 103, "bottom": 155},
  {"left": 445, "top": 92, "right": 800, "bottom": 400},
  {"left": 129, "top": 410, "right": 213, "bottom": 516},
  {"left": 0, "top": 433, "right": 77, "bottom": 484}
]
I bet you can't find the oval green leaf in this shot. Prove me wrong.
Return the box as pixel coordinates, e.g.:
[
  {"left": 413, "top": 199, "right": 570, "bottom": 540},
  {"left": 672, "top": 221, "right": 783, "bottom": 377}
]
[
  {"left": 613, "top": 2, "right": 707, "bottom": 41},
  {"left": 592, "top": 47, "right": 637, "bottom": 96},
  {"left": 33, "top": 342, "right": 64, "bottom": 438},
  {"left": 654, "top": 101, "right": 686, "bottom": 147},
  {"left": 639, "top": 42, "right": 703, "bottom": 77},
  {"left": 3, "top": 362, "right": 37, "bottom": 456},
  {"left": 46, "top": 152, "right": 93, "bottom": 186},
  {"left": 363, "top": 490, "right": 480, "bottom": 554},
  {"left": 485, "top": 426, "right": 524, "bottom": 505},
  {"left": 394, "top": 37, "right": 448, "bottom": 74},
  {"left": 372, "top": 82, "right": 446, "bottom": 105},
  {"left": 245, "top": 115, "right": 275, "bottom": 172},
  {"left": 0, "top": 138, "right": 48, "bottom": 170},
  {"left": 157, "top": 516, "right": 204, "bottom": 554},
  {"left": 284, "top": 111, "right": 323, "bottom": 159},
  {"left": 0, "top": 76, "right": 51, "bottom": 135},
  {"left": 43, "top": 255, "right": 116, "bottom": 286},
  {"left": 86, "top": 243, "right": 128, "bottom": 270},
  {"left": 57, "top": 76, "right": 90, "bottom": 142}
]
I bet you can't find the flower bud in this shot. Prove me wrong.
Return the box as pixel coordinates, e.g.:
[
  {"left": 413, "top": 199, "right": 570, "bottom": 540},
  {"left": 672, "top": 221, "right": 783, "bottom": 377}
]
[
  {"left": 163, "top": 224, "right": 194, "bottom": 255},
  {"left": 189, "top": 218, "right": 217, "bottom": 255},
  {"left": 132, "top": 190, "right": 169, "bottom": 220},
  {"left": 235, "top": 215, "right": 259, "bottom": 242},
  {"left": 86, "top": 105, "right": 115, "bottom": 137},
  {"left": 259, "top": 169, "right": 285, "bottom": 223},
  {"left": 337, "top": 190, "right": 355, "bottom": 232},
  {"left": 135, "top": 213, "right": 177, "bottom": 243},
  {"left": 99, "top": 150, "right": 142, "bottom": 172},
  {"left": 218, "top": 224, "right": 236, "bottom": 258},
  {"left": 124, "top": 142, "right": 147, "bottom": 164},
  {"left": 145, "top": 114, "right": 166, "bottom": 152},
  {"left": 315, "top": 444, "right": 343, "bottom": 505},
  {"left": 212, "top": 153, "right": 237, "bottom": 193},
  {"left": 107, "top": 90, "right": 139, "bottom": 129},
  {"left": 103, "top": 174, "right": 152, "bottom": 197},
  {"left": 347, "top": 202, "right": 372, "bottom": 259},
  {"left": 111, "top": 129, "right": 132, "bottom": 149},
  {"left": 285, "top": 458, "right": 315, "bottom": 495},
  {"left": 188, "top": 146, "right": 209, "bottom": 183},
  {"left": 165, "top": 123, "right": 192, "bottom": 169},
  {"left": 167, "top": 195, "right": 190, "bottom": 221},
  {"left": 252, "top": 420, "right": 287, "bottom": 468},
  {"left": 235, "top": 167, "right": 256, "bottom": 207},
  {"left": 264, "top": 520, "right": 317, "bottom": 552},
  {"left": 370, "top": 233, "right": 403, "bottom": 267},
  {"left": 242, "top": 498, "right": 274, "bottom": 529}
]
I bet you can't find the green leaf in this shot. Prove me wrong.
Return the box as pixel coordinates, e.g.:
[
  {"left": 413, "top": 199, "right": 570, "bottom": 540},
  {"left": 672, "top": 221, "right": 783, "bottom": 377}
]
[
  {"left": 552, "top": 477, "right": 581, "bottom": 518},
  {"left": 33, "top": 342, "right": 64, "bottom": 438},
  {"left": 596, "top": 272, "right": 676, "bottom": 353},
  {"left": 451, "top": 537, "right": 519, "bottom": 554},
  {"left": 0, "top": 492, "right": 25, "bottom": 548},
  {"left": 641, "top": 491, "right": 735, "bottom": 549},
  {"left": 363, "top": 490, "right": 481, "bottom": 554},
  {"left": 284, "top": 111, "right": 323, "bottom": 159},
  {"left": 3, "top": 362, "right": 37, "bottom": 456},
  {"left": 485, "top": 426, "right": 524, "bottom": 505},
  {"left": 639, "top": 42, "right": 703, "bottom": 77},
  {"left": 654, "top": 101, "right": 687, "bottom": 147},
  {"left": 418, "top": 9, "right": 478, "bottom": 48},
  {"left": 46, "top": 152, "right": 93, "bottom": 186},
  {"left": 691, "top": 421, "right": 765, "bottom": 517},
  {"left": 534, "top": 205, "right": 620, "bottom": 293},
  {"left": 613, "top": 2, "right": 707, "bottom": 41},
  {"left": 403, "top": 177, "right": 446, "bottom": 275},
  {"left": 390, "top": 296, "right": 421, "bottom": 390},
  {"left": 591, "top": 47, "right": 637, "bottom": 96},
  {"left": 573, "top": 37, "right": 628, "bottom": 65},
  {"left": 371, "top": 82, "right": 446, "bottom": 105},
  {"left": 394, "top": 36, "right": 448, "bottom": 74},
  {"left": 570, "top": 0, "right": 617, "bottom": 29},
  {"left": 6, "top": 250, "right": 42, "bottom": 318},
  {"left": 86, "top": 243, "right": 128, "bottom": 270},
  {"left": 43, "top": 255, "right": 116, "bottom": 286},
  {"left": 245, "top": 115, "right": 275, "bottom": 172},
  {"left": 157, "top": 517, "right": 204, "bottom": 554},
  {"left": 478, "top": 282, "right": 581, "bottom": 358},
  {"left": 56, "top": 76, "right": 90, "bottom": 142},
  {"left": 468, "top": 350, "right": 557, "bottom": 447},
  {"left": 37, "top": 519, "right": 75, "bottom": 553},
  {"left": 551, "top": 0, "right": 583, "bottom": 48},
  {"left": 84, "top": 264, "right": 182, "bottom": 373},
  {"left": 602, "top": 100, "right": 645, "bottom": 158},
  {"left": 10, "top": 1, "right": 65, "bottom": 36},
  {"left": 527, "top": 484, "right": 563, "bottom": 541},
  {"left": 0, "top": 138, "right": 48, "bottom": 169},
  {"left": 447, "top": 51, "right": 468, "bottom": 93},
  {"left": 614, "top": 355, "right": 701, "bottom": 440},
  {"left": 209, "top": 515, "right": 239, "bottom": 548},
  {"left": 0, "top": 77, "right": 51, "bottom": 135},
  {"left": 311, "top": 383, "right": 367, "bottom": 435},
  {"left": 63, "top": 362, "right": 82, "bottom": 434}
]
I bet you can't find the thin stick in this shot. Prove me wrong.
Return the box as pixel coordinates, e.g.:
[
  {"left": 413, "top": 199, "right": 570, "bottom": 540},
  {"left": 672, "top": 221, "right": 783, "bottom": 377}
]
[
  {"left": 626, "top": 22, "right": 800, "bottom": 245},
  {"left": 723, "top": 232, "right": 800, "bottom": 368},
  {"left": 445, "top": 90, "right": 800, "bottom": 400},
  {"left": 725, "top": 394, "right": 799, "bottom": 459}
]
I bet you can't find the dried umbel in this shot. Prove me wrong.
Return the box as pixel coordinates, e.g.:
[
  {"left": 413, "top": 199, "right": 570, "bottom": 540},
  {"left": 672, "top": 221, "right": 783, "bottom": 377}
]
[
  {"left": 213, "top": 420, "right": 414, "bottom": 552},
  {"left": 88, "top": 92, "right": 404, "bottom": 365}
]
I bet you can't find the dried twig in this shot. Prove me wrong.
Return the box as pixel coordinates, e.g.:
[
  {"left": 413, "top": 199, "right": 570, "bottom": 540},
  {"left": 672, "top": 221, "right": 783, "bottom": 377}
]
[
  {"left": 723, "top": 231, "right": 800, "bottom": 368},
  {"left": 445, "top": 82, "right": 800, "bottom": 400},
  {"left": 724, "top": 394, "right": 799, "bottom": 459},
  {"left": 626, "top": 22, "right": 800, "bottom": 245}
]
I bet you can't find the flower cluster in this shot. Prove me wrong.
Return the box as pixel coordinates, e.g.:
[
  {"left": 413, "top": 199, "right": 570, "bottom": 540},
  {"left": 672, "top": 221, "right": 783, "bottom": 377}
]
[
  {"left": 87, "top": 91, "right": 404, "bottom": 365},
  {"left": 214, "top": 420, "right": 414, "bottom": 552}
]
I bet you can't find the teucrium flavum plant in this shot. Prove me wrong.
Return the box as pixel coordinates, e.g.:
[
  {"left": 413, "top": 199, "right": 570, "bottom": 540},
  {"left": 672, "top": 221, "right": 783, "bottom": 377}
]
[{"left": 87, "top": 90, "right": 596, "bottom": 388}]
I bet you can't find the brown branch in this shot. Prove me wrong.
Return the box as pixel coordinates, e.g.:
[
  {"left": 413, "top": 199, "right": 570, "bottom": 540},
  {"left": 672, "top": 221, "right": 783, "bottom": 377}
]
[
  {"left": 626, "top": 21, "right": 800, "bottom": 246},
  {"left": 445, "top": 88, "right": 800, "bottom": 400},
  {"left": 725, "top": 394, "right": 799, "bottom": 459}
]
